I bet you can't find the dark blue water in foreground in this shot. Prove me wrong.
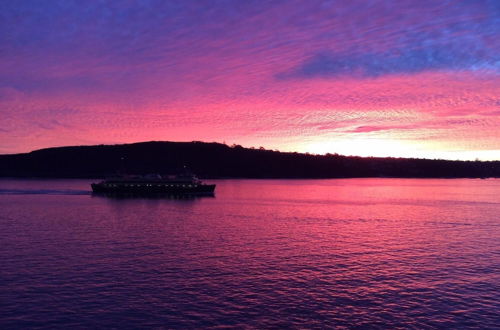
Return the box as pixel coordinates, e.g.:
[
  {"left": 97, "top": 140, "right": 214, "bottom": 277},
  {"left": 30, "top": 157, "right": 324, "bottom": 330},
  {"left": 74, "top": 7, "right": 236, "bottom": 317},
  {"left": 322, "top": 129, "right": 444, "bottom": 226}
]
[{"left": 1, "top": 178, "right": 499, "bottom": 328}]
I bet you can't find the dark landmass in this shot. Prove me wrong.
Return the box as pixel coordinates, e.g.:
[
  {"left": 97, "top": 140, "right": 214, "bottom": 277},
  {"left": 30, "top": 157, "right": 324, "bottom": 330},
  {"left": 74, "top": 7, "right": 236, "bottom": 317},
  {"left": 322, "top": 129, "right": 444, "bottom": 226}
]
[{"left": 0, "top": 141, "right": 499, "bottom": 178}]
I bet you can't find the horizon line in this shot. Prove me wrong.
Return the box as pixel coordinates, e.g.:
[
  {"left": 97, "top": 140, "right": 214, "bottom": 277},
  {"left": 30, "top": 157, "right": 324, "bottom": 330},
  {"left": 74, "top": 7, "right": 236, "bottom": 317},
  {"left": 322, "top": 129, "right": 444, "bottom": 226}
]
[{"left": 1, "top": 140, "right": 499, "bottom": 163}]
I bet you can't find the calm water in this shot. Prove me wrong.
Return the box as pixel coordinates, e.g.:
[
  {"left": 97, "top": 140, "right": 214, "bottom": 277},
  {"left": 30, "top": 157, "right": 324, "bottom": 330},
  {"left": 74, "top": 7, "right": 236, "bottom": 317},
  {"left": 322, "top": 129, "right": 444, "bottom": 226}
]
[{"left": 1, "top": 178, "right": 499, "bottom": 328}]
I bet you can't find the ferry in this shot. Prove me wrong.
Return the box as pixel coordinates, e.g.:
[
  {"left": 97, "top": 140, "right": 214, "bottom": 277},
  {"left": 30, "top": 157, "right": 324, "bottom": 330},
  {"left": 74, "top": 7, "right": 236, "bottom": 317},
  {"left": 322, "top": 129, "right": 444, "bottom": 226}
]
[{"left": 91, "top": 174, "right": 215, "bottom": 195}]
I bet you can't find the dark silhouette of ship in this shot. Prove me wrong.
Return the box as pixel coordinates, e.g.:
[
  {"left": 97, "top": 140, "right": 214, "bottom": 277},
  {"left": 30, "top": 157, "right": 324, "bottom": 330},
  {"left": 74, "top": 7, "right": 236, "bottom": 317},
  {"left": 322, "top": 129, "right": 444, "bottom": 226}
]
[{"left": 91, "top": 173, "right": 215, "bottom": 195}]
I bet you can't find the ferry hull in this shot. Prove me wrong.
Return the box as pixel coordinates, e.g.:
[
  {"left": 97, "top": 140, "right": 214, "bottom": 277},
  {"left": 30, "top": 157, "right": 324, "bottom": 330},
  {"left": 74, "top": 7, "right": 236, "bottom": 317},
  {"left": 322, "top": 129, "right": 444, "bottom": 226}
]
[{"left": 91, "top": 183, "right": 216, "bottom": 195}]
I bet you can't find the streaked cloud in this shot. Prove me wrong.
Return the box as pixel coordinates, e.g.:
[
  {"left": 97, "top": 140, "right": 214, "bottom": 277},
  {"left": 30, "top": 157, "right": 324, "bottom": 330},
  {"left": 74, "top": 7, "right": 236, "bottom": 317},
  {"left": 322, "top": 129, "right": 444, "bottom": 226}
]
[
  {"left": 0, "top": 0, "right": 499, "bottom": 159},
  {"left": 280, "top": 46, "right": 499, "bottom": 79}
]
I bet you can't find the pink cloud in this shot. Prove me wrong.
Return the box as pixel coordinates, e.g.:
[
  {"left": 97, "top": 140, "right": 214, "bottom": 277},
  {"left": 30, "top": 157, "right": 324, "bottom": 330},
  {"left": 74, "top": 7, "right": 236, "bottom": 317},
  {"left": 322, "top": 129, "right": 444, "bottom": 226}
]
[{"left": 0, "top": 1, "right": 499, "bottom": 159}]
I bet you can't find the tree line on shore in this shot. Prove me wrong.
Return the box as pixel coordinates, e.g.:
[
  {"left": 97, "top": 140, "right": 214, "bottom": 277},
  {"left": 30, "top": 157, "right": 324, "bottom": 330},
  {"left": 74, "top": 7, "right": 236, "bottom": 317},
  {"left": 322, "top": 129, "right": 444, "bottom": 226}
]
[{"left": 0, "top": 141, "right": 498, "bottom": 178}]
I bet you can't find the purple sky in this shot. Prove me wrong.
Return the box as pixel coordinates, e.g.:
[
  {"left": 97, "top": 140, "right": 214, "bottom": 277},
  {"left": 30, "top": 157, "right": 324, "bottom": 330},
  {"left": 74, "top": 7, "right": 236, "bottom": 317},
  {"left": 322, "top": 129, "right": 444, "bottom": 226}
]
[{"left": 1, "top": 0, "right": 499, "bottom": 159}]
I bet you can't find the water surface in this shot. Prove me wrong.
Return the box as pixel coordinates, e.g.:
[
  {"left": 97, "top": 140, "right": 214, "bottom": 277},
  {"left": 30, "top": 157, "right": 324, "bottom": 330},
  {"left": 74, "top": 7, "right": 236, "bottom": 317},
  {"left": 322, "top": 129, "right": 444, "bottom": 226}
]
[{"left": 1, "top": 178, "right": 499, "bottom": 328}]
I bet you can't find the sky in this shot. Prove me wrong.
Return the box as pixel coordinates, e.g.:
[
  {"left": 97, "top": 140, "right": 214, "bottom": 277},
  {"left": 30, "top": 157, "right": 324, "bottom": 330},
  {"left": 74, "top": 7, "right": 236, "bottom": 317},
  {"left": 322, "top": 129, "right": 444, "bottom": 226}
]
[{"left": 1, "top": 0, "right": 499, "bottom": 160}]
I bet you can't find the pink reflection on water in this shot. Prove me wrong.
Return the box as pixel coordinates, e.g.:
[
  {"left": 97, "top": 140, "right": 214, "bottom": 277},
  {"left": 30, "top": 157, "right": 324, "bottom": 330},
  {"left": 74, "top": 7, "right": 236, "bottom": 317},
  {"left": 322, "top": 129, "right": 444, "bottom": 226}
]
[{"left": 1, "top": 178, "right": 499, "bottom": 327}]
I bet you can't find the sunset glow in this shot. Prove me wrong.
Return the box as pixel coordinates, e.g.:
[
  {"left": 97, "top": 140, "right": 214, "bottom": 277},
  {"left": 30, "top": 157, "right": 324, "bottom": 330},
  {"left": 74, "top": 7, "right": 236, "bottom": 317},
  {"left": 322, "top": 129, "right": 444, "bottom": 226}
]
[{"left": 1, "top": 1, "right": 499, "bottom": 159}]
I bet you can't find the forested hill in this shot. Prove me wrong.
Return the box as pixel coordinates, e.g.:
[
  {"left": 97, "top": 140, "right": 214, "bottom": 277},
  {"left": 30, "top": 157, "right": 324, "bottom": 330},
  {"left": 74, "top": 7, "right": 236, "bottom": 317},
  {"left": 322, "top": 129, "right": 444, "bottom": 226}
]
[{"left": 0, "top": 141, "right": 499, "bottom": 178}]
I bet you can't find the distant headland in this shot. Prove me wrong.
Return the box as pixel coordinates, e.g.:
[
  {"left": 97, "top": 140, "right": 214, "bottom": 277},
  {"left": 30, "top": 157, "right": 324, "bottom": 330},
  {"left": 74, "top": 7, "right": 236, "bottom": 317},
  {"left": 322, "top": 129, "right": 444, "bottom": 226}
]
[{"left": 0, "top": 141, "right": 498, "bottom": 179}]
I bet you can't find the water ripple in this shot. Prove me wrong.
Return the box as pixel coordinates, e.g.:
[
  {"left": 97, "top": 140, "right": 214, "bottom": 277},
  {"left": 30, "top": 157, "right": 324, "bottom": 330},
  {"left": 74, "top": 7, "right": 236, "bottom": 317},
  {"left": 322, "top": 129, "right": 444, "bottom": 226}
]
[{"left": 1, "top": 179, "right": 500, "bottom": 328}]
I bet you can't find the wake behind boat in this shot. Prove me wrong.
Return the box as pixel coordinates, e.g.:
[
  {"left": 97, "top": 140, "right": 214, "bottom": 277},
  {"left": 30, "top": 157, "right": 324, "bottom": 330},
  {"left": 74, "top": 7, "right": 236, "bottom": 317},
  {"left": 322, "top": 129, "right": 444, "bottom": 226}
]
[{"left": 91, "top": 174, "right": 215, "bottom": 195}]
